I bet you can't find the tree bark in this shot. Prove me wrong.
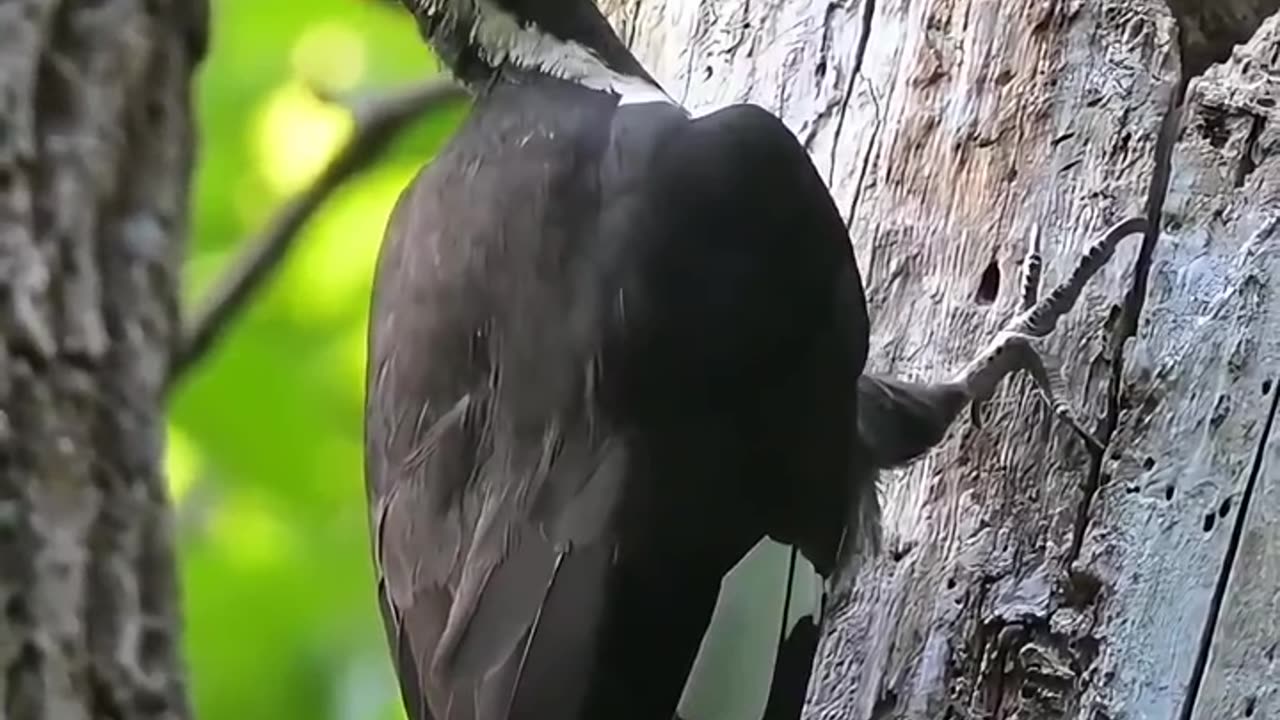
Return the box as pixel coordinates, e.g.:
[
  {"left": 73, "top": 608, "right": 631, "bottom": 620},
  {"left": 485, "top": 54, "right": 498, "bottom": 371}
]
[
  {"left": 0, "top": 1, "right": 206, "bottom": 719},
  {"left": 601, "top": 0, "right": 1280, "bottom": 718}
]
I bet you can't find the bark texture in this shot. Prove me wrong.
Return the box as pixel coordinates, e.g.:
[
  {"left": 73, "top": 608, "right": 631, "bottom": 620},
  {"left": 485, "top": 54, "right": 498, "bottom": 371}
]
[
  {"left": 600, "top": 0, "right": 1280, "bottom": 718},
  {"left": 0, "top": 1, "right": 206, "bottom": 719}
]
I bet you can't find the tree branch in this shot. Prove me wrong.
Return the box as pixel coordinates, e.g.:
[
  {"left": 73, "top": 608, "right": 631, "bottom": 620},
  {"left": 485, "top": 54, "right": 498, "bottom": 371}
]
[{"left": 167, "top": 77, "right": 468, "bottom": 390}]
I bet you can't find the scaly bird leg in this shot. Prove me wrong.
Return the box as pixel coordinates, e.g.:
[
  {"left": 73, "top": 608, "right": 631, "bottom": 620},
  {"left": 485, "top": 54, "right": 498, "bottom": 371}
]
[
  {"left": 955, "top": 217, "right": 1148, "bottom": 455},
  {"left": 970, "top": 223, "right": 1044, "bottom": 430},
  {"left": 858, "top": 217, "right": 1147, "bottom": 469}
]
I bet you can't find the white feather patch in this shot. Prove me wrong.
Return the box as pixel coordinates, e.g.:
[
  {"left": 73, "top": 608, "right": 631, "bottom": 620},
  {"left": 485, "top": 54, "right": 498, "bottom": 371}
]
[{"left": 466, "top": 0, "right": 680, "bottom": 108}]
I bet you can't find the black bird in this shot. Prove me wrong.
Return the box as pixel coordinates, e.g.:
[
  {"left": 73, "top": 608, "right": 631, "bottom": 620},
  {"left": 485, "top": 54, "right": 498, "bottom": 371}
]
[{"left": 362, "top": 1, "right": 1147, "bottom": 718}]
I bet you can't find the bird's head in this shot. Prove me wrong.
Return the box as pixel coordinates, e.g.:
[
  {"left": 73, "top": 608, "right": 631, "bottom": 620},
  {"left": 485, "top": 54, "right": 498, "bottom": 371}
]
[{"left": 399, "top": 0, "right": 656, "bottom": 93}]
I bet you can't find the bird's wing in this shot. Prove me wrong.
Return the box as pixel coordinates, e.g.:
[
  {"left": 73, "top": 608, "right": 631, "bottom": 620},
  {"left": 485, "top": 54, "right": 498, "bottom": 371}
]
[
  {"left": 372, "top": 405, "right": 626, "bottom": 720},
  {"left": 365, "top": 128, "right": 634, "bottom": 720},
  {"left": 366, "top": 97, "right": 871, "bottom": 720}
]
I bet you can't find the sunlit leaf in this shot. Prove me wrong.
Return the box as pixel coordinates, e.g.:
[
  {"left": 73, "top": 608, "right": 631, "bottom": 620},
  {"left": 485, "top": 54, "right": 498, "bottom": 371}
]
[{"left": 254, "top": 81, "right": 355, "bottom": 195}]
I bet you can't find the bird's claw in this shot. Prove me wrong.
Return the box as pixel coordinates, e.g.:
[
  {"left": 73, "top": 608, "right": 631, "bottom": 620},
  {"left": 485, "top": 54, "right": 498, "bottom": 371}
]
[
  {"left": 957, "top": 217, "right": 1148, "bottom": 454},
  {"left": 971, "top": 329, "right": 1106, "bottom": 454}
]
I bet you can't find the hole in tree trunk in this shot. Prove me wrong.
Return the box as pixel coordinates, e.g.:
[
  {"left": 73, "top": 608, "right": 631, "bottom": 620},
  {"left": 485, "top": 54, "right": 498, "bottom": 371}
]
[{"left": 975, "top": 260, "right": 1000, "bottom": 304}]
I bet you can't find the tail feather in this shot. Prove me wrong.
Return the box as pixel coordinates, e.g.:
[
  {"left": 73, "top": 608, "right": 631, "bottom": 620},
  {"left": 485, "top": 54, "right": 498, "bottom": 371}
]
[{"left": 762, "top": 614, "right": 821, "bottom": 720}]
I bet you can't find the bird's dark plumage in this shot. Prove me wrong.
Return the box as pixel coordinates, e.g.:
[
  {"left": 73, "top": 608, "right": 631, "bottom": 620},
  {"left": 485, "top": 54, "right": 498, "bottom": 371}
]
[{"left": 365, "top": 65, "right": 874, "bottom": 718}]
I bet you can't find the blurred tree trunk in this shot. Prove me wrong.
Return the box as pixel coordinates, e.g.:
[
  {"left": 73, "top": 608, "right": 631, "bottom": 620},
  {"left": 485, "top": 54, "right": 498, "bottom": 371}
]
[
  {"left": 0, "top": 2, "right": 206, "bottom": 719},
  {"left": 602, "top": 0, "right": 1280, "bottom": 718}
]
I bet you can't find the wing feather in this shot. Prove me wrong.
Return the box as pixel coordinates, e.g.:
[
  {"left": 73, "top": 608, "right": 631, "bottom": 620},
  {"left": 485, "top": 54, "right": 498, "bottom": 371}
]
[{"left": 372, "top": 370, "right": 628, "bottom": 719}]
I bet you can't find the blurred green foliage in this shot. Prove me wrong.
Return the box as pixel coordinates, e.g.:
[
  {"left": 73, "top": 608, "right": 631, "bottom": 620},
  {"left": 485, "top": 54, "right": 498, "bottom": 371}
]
[{"left": 171, "top": 2, "right": 465, "bottom": 718}]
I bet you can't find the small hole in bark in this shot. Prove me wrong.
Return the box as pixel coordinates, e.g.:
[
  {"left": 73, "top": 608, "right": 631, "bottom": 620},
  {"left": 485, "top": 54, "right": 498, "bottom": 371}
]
[
  {"left": 1104, "top": 303, "right": 1122, "bottom": 332},
  {"left": 1065, "top": 568, "right": 1103, "bottom": 607},
  {"left": 946, "top": 577, "right": 957, "bottom": 590},
  {"left": 1165, "top": 485, "right": 1175, "bottom": 501},
  {"left": 1113, "top": 129, "right": 1133, "bottom": 157},
  {"left": 976, "top": 260, "right": 1000, "bottom": 304},
  {"left": 146, "top": 99, "right": 165, "bottom": 125},
  {"left": 5, "top": 595, "right": 28, "bottom": 622},
  {"left": 1218, "top": 498, "right": 1232, "bottom": 518},
  {"left": 703, "top": 65, "right": 713, "bottom": 81},
  {"left": 1201, "top": 110, "right": 1231, "bottom": 148},
  {"left": 140, "top": 626, "right": 171, "bottom": 663},
  {"left": 1263, "top": 379, "right": 1273, "bottom": 396},
  {"left": 1142, "top": 456, "right": 1156, "bottom": 471},
  {"left": 1203, "top": 513, "right": 1216, "bottom": 532},
  {"left": 1245, "top": 696, "right": 1256, "bottom": 717}
]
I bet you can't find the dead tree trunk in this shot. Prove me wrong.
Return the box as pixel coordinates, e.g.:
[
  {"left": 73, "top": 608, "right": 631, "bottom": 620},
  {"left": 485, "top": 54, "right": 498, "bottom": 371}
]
[
  {"left": 0, "top": 2, "right": 206, "bottom": 718},
  {"left": 601, "top": 0, "right": 1280, "bottom": 718}
]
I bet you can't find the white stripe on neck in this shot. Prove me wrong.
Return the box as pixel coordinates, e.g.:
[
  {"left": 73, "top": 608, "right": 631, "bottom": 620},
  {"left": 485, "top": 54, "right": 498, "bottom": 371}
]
[{"left": 468, "top": 0, "right": 679, "bottom": 108}]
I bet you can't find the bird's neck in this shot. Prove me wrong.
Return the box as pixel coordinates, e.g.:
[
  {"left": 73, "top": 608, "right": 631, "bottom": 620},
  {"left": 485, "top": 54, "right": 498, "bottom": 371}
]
[{"left": 407, "top": 0, "right": 671, "bottom": 105}]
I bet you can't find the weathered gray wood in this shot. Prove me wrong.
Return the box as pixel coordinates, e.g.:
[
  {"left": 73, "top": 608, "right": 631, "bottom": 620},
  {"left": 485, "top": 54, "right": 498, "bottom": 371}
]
[
  {"left": 1191, "top": 385, "right": 1280, "bottom": 720},
  {"left": 601, "top": 0, "right": 1280, "bottom": 718},
  {"left": 1161, "top": 17, "right": 1280, "bottom": 720},
  {"left": 1073, "top": 14, "right": 1280, "bottom": 720},
  {"left": 0, "top": 1, "right": 205, "bottom": 718}
]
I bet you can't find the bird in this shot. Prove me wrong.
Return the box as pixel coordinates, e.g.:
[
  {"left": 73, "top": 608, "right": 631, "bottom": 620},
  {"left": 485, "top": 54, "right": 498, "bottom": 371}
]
[{"left": 361, "top": 1, "right": 1149, "bottom": 718}]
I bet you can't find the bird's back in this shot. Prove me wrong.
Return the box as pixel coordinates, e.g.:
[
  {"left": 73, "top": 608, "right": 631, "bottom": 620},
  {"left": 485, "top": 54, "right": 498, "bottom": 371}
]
[{"left": 366, "top": 74, "right": 865, "bottom": 720}]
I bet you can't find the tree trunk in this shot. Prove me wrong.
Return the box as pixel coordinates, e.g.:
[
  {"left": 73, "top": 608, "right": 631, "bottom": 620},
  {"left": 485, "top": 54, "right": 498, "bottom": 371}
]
[
  {"left": 601, "top": 0, "right": 1280, "bottom": 718},
  {"left": 0, "top": 2, "right": 206, "bottom": 718}
]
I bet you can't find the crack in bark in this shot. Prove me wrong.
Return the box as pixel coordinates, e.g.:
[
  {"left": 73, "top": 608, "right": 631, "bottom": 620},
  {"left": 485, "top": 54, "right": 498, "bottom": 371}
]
[
  {"left": 797, "top": 2, "right": 846, "bottom": 150},
  {"left": 844, "top": 72, "right": 882, "bottom": 236},
  {"left": 1178, "top": 371, "right": 1280, "bottom": 719},
  {"left": 679, "top": 0, "right": 706, "bottom": 106},
  {"left": 625, "top": 0, "right": 642, "bottom": 50},
  {"left": 1067, "top": 83, "right": 1187, "bottom": 565},
  {"left": 827, "top": 0, "right": 876, "bottom": 188}
]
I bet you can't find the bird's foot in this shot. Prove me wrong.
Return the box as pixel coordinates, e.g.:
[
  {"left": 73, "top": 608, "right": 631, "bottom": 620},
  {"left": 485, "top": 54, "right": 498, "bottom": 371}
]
[{"left": 960, "top": 217, "right": 1149, "bottom": 454}]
